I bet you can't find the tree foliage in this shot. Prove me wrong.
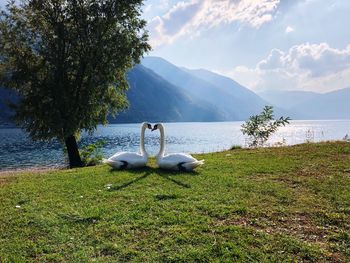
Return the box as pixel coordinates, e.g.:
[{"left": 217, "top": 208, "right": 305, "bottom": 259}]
[
  {"left": 0, "top": 0, "right": 150, "bottom": 167},
  {"left": 241, "top": 106, "right": 290, "bottom": 148}
]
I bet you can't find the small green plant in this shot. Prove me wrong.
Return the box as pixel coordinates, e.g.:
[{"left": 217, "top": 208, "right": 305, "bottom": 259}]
[
  {"left": 305, "top": 129, "right": 315, "bottom": 143},
  {"left": 79, "top": 140, "right": 106, "bottom": 166},
  {"left": 241, "top": 106, "right": 290, "bottom": 148},
  {"left": 272, "top": 138, "right": 287, "bottom": 147},
  {"left": 230, "top": 145, "right": 242, "bottom": 150}
]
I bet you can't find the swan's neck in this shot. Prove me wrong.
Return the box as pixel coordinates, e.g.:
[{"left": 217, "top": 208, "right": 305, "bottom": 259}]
[
  {"left": 140, "top": 126, "right": 148, "bottom": 157},
  {"left": 157, "top": 125, "right": 165, "bottom": 158}
]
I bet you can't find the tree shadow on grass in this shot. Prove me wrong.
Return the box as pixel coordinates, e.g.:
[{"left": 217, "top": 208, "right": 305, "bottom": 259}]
[{"left": 107, "top": 166, "right": 196, "bottom": 190}]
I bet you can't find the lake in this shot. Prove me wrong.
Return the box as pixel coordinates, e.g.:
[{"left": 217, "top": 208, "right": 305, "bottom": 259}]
[{"left": 1, "top": 120, "right": 349, "bottom": 170}]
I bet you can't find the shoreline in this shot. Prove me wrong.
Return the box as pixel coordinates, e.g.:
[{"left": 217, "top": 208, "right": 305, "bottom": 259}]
[
  {"left": 1, "top": 140, "right": 348, "bottom": 174},
  {"left": 0, "top": 166, "right": 64, "bottom": 176}
]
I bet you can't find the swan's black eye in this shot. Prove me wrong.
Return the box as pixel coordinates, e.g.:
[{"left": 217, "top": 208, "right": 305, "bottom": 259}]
[{"left": 147, "top": 124, "right": 152, "bottom": 129}]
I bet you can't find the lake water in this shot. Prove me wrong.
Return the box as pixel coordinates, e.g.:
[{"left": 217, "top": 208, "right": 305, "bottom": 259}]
[{"left": 1, "top": 120, "right": 350, "bottom": 170}]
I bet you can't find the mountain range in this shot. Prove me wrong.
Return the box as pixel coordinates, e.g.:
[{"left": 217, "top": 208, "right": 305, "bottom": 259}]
[
  {"left": 142, "top": 56, "right": 267, "bottom": 120},
  {"left": 0, "top": 56, "right": 349, "bottom": 125},
  {"left": 111, "top": 65, "right": 223, "bottom": 123},
  {"left": 259, "top": 88, "right": 350, "bottom": 119}
]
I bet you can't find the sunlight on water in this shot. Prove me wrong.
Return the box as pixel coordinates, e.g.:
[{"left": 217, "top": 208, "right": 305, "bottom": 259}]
[{"left": 0, "top": 120, "right": 349, "bottom": 170}]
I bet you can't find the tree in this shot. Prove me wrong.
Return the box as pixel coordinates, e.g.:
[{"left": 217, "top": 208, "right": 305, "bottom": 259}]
[
  {"left": 241, "top": 106, "right": 290, "bottom": 147},
  {"left": 0, "top": 0, "right": 150, "bottom": 167}
]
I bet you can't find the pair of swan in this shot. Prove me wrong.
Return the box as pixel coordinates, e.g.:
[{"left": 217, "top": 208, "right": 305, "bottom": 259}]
[{"left": 103, "top": 122, "right": 204, "bottom": 171}]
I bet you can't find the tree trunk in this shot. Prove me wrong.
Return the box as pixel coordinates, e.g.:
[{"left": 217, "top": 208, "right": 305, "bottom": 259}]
[{"left": 65, "top": 134, "right": 83, "bottom": 168}]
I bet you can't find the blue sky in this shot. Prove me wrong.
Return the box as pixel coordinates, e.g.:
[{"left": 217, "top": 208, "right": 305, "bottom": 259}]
[
  {"left": 1, "top": 0, "right": 349, "bottom": 93},
  {"left": 143, "top": 0, "right": 350, "bottom": 93}
]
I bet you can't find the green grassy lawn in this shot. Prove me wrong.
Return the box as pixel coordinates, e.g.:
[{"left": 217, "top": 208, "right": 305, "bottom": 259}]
[{"left": 1, "top": 142, "right": 349, "bottom": 262}]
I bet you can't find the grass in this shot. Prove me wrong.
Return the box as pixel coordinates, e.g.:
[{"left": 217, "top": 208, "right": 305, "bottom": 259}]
[{"left": 0, "top": 142, "right": 350, "bottom": 262}]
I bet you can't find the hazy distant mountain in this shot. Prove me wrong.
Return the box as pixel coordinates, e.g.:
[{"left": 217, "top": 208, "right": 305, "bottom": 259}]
[
  {"left": 143, "top": 56, "right": 267, "bottom": 120},
  {"left": 186, "top": 68, "right": 262, "bottom": 102},
  {"left": 185, "top": 68, "right": 272, "bottom": 118},
  {"left": 260, "top": 88, "right": 350, "bottom": 119},
  {"left": 290, "top": 87, "right": 350, "bottom": 119},
  {"left": 111, "top": 65, "right": 224, "bottom": 123},
  {"left": 258, "top": 90, "right": 321, "bottom": 110}
]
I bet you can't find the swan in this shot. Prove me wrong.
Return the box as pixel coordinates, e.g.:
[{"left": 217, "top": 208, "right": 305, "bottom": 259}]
[
  {"left": 152, "top": 123, "right": 204, "bottom": 171},
  {"left": 103, "top": 122, "right": 152, "bottom": 169}
]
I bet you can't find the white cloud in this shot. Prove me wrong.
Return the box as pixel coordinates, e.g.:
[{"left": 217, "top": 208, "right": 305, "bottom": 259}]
[
  {"left": 148, "top": 0, "right": 281, "bottom": 47},
  {"left": 285, "top": 26, "right": 294, "bottom": 33},
  {"left": 222, "top": 42, "right": 350, "bottom": 93}
]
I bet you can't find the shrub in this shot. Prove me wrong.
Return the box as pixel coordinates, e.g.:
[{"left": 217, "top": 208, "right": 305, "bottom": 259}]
[
  {"left": 79, "top": 140, "right": 106, "bottom": 166},
  {"left": 230, "top": 145, "right": 242, "bottom": 150},
  {"left": 241, "top": 106, "right": 290, "bottom": 148}
]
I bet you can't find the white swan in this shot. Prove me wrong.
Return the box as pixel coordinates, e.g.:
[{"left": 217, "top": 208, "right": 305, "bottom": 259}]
[
  {"left": 152, "top": 123, "right": 204, "bottom": 171},
  {"left": 103, "top": 122, "right": 152, "bottom": 169}
]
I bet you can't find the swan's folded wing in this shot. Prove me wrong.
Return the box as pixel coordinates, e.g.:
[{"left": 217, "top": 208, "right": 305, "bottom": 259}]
[
  {"left": 161, "top": 153, "right": 198, "bottom": 163},
  {"left": 103, "top": 159, "right": 127, "bottom": 169},
  {"left": 157, "top": 159, "right": 180, "bottom": 170},
  {"left": 181, "top": 160, "right": 204, "bottom": 171},
  {"left": 108, "top": 152, "right": 143, "bottom": 162},
  {"left": 106, "top": 152, "right": 146, "bottom": 167}
]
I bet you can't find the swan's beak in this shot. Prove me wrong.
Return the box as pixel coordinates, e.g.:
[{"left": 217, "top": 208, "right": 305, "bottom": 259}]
[
  {"left": 147, "top": 124, "right": 152, "bottom": 130},
  {"left": 151, "top": 127, "right": 157, "bottom": 131}
]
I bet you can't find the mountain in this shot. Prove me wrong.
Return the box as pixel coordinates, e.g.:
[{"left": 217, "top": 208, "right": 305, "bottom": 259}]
[
  {"left": 259, "top": 88, "right": 350, "bottom": 119},
  {"left": 185, "top": 68, "right": 262, "bottom": 102},
  {"left": 111, "top": 65, "right": 224, "bottom": 123},
  {"left": 290, "top": 87, "right": 350, "bottom": 119},
  {"left": 258, "top": 90, "right": 322, "bottom": 110},
  {"left": 142, "top": 56, "right": 268, "bottom": 120}
]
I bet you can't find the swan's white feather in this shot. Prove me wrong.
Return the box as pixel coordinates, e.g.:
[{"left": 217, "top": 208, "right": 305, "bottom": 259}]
[
  {"left": 157, "top": 153, "right": 204, "bottom": 171},
  {"left": 104, "top": 152, "right": 147, "bottom": 169},
  {"left": 155, "top": 123, "right": 204, "bottom": 171},
  {"left": 182, "top": 160, "right": 205, "bottom": 171},
  {"left": 161, "top": 153, "right": 197, "bottom": 163},
  {"left": 103, "top": 159, "right": 126, "bottom": 169},
  {"left": 109, "top": 152, "right": 144, "bottom": 162}
]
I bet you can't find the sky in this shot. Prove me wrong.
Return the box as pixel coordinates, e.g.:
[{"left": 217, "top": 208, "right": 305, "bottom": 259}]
[
  {"left": 143, "top": 0, "right": 350, "bottom": 93},
  {"left": 1, "top": 0, "right": 349, "bottom": 93}
]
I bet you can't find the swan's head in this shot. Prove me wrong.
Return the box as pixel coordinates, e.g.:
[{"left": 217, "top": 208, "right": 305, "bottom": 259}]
[
  {"left": 151, "top": 123, "right": 162, "bottom": 131},
  {"left": 142, "top": 122, "right": 152, "bottom": 130}
]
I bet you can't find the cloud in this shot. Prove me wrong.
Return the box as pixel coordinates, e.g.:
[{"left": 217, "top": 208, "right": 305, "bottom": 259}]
[
  {"left": 258, "top": 43, "right": 350, "bottom": 77},
  {"left": 285, "top": 26, "right": 294, "bottom": 33},
  {"left": 148, "top": 0, "right": 281, "bottom": 47},
  {"left": 223, "top": 42, "right": 350, "bottom": 93}
]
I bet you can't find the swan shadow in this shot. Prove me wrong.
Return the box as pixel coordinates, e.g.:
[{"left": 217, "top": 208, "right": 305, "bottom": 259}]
[
  {"left": 108, "top": 169, "right": 152, "bottom": 191},
  {"left": 107, "top": 167, "right": 195, "bottom": 190},
  {"left": 156, "top": 172, "right": 191, "bottom": 189},
  {"left": 153, "top": 168, "right": 196, "bottom": 189}
]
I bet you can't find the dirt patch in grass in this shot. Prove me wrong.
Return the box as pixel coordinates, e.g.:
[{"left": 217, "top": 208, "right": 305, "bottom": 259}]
[
  {"left": 215, "top": 212, "right": 346, "bottom": 262},
  {"left": 0, "top": 173, "right": 18, "bottom": 186},
  {"left": 0, "top": 167, "right": 62, "bottom": 186},
  {"left": 217, "top": 212, "right": 326, "bottom": 241}
]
